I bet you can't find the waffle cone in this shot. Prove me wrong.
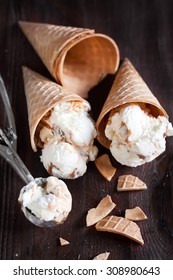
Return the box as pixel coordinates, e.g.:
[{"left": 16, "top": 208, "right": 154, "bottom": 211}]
[
  {"left": 117, "top": 175, "right": 147, "bottom": 191},
  {"left": 96, "top": 215, "right": 144, "bottom": 245},
  {"left": 125, "top": 207, "right": 148, "bottom": 221},
  {"left": 96, "top": 58, "right": 168, "bottom": 148},
  {"left": 19, "top": 21, "right": 120, "bottom": 98},
  {"left": 22, "top": 66, "right": 88, "bottom": 151},
  {"left": 86, "top": 195, "right": 116, "bottom": 227}
]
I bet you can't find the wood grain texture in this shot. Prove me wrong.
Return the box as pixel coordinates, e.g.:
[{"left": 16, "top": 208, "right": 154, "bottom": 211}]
[{"left": 0, "top": 0, "right": 173, "bottom": 260}]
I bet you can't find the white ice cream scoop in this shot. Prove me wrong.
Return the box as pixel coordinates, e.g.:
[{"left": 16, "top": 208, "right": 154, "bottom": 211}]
[
  {"left": 49, "top": 102, "right": 97, "bottom": 147},
  {"left": 105, "top": 104, "right": 173, "bottom": 167},
  {"left": 39, "top": 101, "right": 98, "bottom": 179},
  {"left": 41, "top": 140, "right": 87, "bottom": 179},
  {"left": 18, "top": 176, "right": 72, "bottom": 226}
]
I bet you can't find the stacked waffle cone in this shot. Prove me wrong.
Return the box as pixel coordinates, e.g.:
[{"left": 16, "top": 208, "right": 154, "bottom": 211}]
[
  {"left": 22, "top": 66, "right": 89, "bottom": 152},
  {"left": 19, "top": 21, "right": 120, "bottom": 98},
  {"left": 96, "top": 58, "right": 168, "bottom": 148}
]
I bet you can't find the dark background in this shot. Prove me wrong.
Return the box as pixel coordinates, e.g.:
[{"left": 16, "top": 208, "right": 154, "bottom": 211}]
[{"left": 0, "top": 0, "right": 173, "bottom": 260}]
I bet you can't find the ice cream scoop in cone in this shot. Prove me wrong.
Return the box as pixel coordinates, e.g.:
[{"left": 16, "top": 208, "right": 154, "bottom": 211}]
[
  {"left": 96, "top": 58, "right": 168, "bottom": 148},
  {"left": 22, "top": 66, "right": 89, "bottom": 151},
  {"left": 19, "top": 21, "right": 120, "bottom": 98}
]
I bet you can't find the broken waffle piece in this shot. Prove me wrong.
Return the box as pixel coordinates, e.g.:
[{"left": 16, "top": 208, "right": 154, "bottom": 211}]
[
  {"left": 86, "top": 195, "right": 116, "bottom": 227},
  {"left": 125, "top": 206, "right": 148, "bottom": 221},
  {"left": 93, "top": 252, "right": 110, "bottom": 260},
  {"left": 95, "top": 215, "right": 144, "bottom": 245},
  {"left": 117, "top": 175, "right": 147, "bottom": 191},
  {"left": 59, "top": 237, "right": 70, "bottom": 246},
  {"left": 94, "top": 154, "right": 116, "bottom": 181}
]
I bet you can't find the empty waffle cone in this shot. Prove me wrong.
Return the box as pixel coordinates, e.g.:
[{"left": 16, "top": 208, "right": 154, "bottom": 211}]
[
  {"left": 96, "top": 215, "right": 144, "bottom": 245},
  {"left": 19, "top": 21, "right": 120, "bottom": 98},
  {"left": 22, "top": 66, "right": 89, "bottom": 151},
  {"left": 96, "top": 58, "right": 168, "bottom": 148}
]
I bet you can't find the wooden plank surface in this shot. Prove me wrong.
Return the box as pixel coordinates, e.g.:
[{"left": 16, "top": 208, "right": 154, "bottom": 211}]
[{"left": 0, "top": 0, "right": 173, "bottom": 260}]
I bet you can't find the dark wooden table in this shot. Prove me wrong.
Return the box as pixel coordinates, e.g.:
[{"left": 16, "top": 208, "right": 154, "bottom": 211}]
[{"left": 0, "top": 0, "right": 173, "bottom": 260}]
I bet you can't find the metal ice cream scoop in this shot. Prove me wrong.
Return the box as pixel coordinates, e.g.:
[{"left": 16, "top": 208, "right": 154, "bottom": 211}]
[{"left": 0, "top": 75, "right": 59, "bottom": 227}]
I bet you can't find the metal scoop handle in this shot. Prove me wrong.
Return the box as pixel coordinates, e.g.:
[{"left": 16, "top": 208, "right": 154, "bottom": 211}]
[
  {"left": 0, "top": 129, "right": 34, "bottom": 184},
  {"left": 0, "top": 75, "right": 58, "bottom": 227},
  {"left": 0, "top": 75, "right": 33, "bottom": 184},
  {"left": 0, "top": 75, "right": 17, "bottom": 150}
]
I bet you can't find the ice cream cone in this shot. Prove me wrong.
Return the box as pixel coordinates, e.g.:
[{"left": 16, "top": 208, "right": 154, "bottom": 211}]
[
  {"left": 18, "top": 21, "right": 120, "bottom": 98},
  {"left": 22, "top": 66, "right": 89, "bottom": 151},
  {"left": 96, "top": 58, "right": 168, "bottom": 148}
]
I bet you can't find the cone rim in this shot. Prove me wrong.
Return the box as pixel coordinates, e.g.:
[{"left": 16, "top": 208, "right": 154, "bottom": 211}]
[
  {"left": 53, "top": 33, "right": 120, "bottom": 98},
  {"left": 54, "top": 32, "right": 120, "bottom": 81}
]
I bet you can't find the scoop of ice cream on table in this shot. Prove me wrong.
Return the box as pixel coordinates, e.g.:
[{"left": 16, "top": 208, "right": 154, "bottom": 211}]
[
  {"left": 96, "top": 58, "right": 173, "bottom": 167},
  {"left": 22, "top": 66, "right": 98, "bottom": 179}
]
